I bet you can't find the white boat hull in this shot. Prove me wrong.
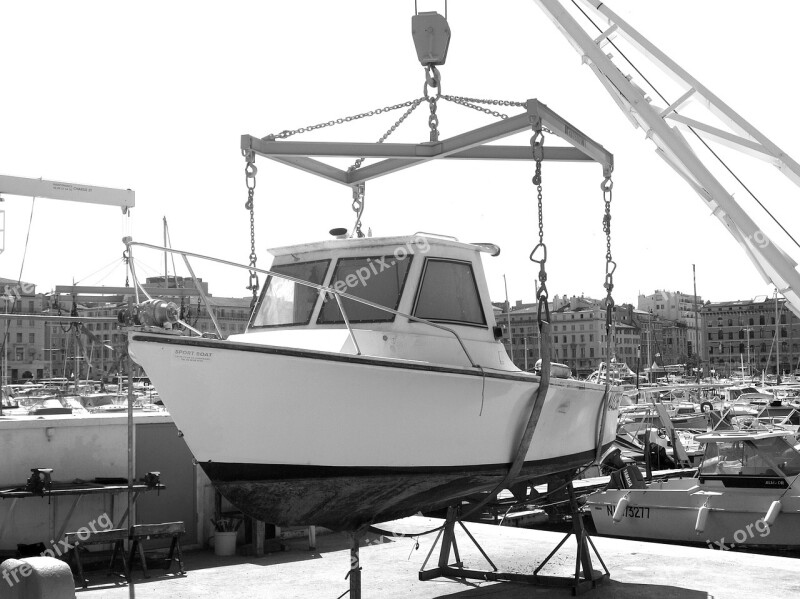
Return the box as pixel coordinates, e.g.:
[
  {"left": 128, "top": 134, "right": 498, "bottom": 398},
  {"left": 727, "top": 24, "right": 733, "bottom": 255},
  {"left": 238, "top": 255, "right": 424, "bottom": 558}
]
[
  {"left": 587, "top": 479, "right": 800, "bottom": 549},
  {"left": 129, "top": 331, "right": 618, "bottom": 528}
]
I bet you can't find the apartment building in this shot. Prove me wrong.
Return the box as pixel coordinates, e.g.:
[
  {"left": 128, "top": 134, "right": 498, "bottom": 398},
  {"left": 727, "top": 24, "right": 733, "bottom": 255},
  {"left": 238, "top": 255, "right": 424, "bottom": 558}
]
[
  {"left": 701, "top": 297, "right": 798, "bottom": 377},
  {"left": 638, "top": 289, "right": 704, "bottom": 361},
  {"left": 2, "top": 275, "right": 252, "bottom": 383},
  {"left": 0, "top": 277, "right": 48, "bottom": 383}
]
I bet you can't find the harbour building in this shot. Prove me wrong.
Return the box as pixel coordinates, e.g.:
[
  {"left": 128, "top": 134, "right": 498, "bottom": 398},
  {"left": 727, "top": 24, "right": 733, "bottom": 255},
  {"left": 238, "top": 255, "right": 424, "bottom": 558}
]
[
  {"left": 0, "top": 277, "right": 48, "bottom": 383},
  {"left": 1, "top": 275, "right": 252, "bottom": 384},
  {"left": 631, "top": 309, "right": 690, "bottom": 378},
  {"left": 638, "top": 289, "right": 704, "bottom": 367},
  {"left": 496, "top": 295, "right": 670, "bottom": 378},
  {"left": 701, "top": 297, "right": 798, "bottom": 378}
]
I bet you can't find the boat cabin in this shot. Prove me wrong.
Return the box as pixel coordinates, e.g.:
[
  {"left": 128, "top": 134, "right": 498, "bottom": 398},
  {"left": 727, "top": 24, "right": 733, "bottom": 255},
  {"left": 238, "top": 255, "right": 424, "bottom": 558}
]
[
  {"left": 721, "top": 385, "right": 762, "bottom": 403},
  {"left": 232, "top": 234, "right": 518, "bottom": 371},
  {"left": 696, "top": 430, "right": 800, "bottom": 487}
]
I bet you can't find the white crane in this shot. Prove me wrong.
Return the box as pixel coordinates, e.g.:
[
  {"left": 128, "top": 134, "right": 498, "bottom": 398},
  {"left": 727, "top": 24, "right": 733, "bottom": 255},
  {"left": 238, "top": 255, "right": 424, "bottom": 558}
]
[
  {"left": 533, "top": 0, "right": 800, "bottom": 316},
  {"left": 0, "top": 174, "right": 134, "bottom": 254},
  {"left": 0, "top": 175, "right": 134, "bottom": 387}
]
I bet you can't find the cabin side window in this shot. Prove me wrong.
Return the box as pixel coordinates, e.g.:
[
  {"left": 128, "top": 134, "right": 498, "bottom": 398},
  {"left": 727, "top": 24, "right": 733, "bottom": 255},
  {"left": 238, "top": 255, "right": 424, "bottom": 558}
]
[
  {"left": 413, "top": 259, "right": 486, "bottom": 326},
  {"left": 699, "top": 441, "right": 742, "bottom": 476},
  {"left": 317, "top": 256, "right": 412, "bottom": 324},
  {"left": 700, "top": 438, "right": 800, "bottom": 477},
  {"left": 744, "top": 438, "right": 800, "bottom": 476},
  {"left": 251, "top": 260, "right": 330, "bottom": 327}
]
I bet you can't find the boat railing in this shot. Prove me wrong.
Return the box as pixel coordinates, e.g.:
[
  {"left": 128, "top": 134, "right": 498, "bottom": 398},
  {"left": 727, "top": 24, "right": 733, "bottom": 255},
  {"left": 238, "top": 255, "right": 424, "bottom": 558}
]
[{"left": 124, "top": 239, "right": 480, "bottom": 368}]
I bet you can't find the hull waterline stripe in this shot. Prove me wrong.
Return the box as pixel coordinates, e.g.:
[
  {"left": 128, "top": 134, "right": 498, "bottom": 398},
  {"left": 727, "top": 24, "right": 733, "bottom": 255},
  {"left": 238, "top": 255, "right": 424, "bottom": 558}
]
[
  {"left": 198, "top": 445, "right": 611, "bottom": 481},
  {"left": 129, "top": 332, "right": 596, "bottom": 387}
]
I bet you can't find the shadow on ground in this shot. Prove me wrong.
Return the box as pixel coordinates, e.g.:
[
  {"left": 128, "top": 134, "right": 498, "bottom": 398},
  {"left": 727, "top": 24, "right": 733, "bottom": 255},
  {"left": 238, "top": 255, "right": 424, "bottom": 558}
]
[
  {"left": 73, "top": 530, "right": 382, "bottom": 590},
  {"left": 432, "top": 578, "right": 710, "bottom": 598}
]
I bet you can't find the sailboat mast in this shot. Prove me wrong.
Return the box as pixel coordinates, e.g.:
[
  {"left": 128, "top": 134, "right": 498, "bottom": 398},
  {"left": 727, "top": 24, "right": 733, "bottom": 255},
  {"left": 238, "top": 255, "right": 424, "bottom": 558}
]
[
  {"left": 693, "top": 264, "right": 700, "bottom": 378},
  {"left": 647, "top": 310, "right": 653, "bottom": 383},
  {"left": 73, "top": 328, "right": 79, "bottom": 394},
  {"left": 775, "top": 289, "right": 780, "bottom": 381},
  {"left": 164, "top": 216, "right": 168, "bottom": 290}
]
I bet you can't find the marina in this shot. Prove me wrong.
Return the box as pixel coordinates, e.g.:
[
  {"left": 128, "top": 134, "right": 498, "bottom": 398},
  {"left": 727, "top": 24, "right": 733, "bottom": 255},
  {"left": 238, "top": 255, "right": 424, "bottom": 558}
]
[{"left": 2, "top": 0, "right": 800, "bottom": 597}]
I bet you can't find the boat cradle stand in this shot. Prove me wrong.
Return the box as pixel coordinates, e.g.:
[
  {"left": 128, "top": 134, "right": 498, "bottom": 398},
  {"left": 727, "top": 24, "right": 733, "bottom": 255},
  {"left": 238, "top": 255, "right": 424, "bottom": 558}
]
[{"left": 418, "top": 482, "right": 609, "bottom": 596}]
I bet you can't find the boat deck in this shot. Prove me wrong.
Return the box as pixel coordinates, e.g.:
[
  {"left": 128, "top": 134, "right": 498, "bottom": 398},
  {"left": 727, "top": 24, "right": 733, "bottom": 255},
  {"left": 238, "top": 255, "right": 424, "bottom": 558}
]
[{"left": 76, "top": 517, "right": 800, "bottom": 598}]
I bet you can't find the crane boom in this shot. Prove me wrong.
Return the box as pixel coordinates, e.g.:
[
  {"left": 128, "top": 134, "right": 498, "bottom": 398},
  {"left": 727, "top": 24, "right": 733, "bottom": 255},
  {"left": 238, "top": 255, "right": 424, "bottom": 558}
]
[
  {"left": 0, "top": 174, "right": 134, "bottom": 209},
  {"left": 533, "top": 0, "right": 800, "bottom": 317}
]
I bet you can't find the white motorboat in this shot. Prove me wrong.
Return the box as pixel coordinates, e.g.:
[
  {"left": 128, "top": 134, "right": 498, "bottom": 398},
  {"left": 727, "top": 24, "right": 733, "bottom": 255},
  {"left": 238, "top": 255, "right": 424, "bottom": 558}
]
[
  {"left": 126, "top": 234, "right": 619, "bottom": 529},
  {"left": 586, "top": 429, "right": 800, "bottom": 549}
]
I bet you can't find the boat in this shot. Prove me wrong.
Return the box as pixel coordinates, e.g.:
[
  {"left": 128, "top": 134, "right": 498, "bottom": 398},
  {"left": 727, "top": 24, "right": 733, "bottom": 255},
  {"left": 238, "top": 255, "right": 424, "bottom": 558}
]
[
  {"left": 585, "top": 429, "right": 800, "bottom": 549},
  {"left": 27, "top": 398, "right": 73, "bottom": 416},
  {"left": 126, "top": 234, "right": 620, "bottom": 530},
  {"left": 586, "top": 361, "right": 641, "bottom": 387},
  {"left": 618, "top": 403, "right": 711, "bottom": 432}
]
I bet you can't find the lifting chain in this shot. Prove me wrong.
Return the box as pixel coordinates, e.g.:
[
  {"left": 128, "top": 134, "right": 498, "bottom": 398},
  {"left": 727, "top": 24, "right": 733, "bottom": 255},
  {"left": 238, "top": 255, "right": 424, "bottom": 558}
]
[
  {"left": 243, "top": 151, "right": 259, "bottom": 308},
  {"left": 261, "top": 97, "right": 429, "bottom": 245},
  {"left": 601, "top": 169, "right": 616, "bottom": 365},
  {"left": 597, "top": 168, "right": 616, "bottom": 464},
  {"left": 440, "top": 95, "right": 527, "bottom": 120},
  {"left": 528, "top": 120, "right": 549, "bottom": 327},
  {"left": 344, "top": 99, "right": 424, "bottom": 238},
  {"left": 348, "top": 98, "right": 424, "bottom": 173},
  {"left": 602, "top": 170, "right": 615, "bottom": 333},
  {"left": 424, "top": 65, "right": 441, "bottom": 142},
  {"left": 351, "top": 183, "right": 365, "bottom": 238},
  {"left": 265, "top": 99, "right": 424, "bottom": 140},
  {"left": 122, "top": 249, "right": 130, "bottom": 287}
]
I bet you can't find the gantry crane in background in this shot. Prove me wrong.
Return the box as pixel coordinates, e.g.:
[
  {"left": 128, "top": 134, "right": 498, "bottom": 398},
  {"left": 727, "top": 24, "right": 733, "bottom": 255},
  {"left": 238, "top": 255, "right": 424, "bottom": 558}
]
[
  {"left": 0, "top": 174, "right": 134, "bottom": 386},
  {"left": 0, "top": 174, "right": 134, "bottom": 254},
  {"left": 534, "top": 0, "right": 800, "bottom": 316}
]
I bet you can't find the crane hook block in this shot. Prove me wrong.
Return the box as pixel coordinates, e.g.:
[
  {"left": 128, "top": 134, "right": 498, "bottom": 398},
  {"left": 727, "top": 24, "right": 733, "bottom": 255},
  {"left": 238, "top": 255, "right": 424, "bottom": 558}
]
[{"left": 412, "top": 12, "right": 451, "bottom": 66}]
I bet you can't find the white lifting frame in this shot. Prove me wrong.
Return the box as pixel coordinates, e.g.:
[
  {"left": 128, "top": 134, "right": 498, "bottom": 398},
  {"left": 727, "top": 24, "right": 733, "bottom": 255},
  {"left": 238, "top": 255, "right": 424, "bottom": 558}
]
[
  {"left": 533, "top": 0, "right": 800, "bottom": 316},
  {"left": 241, "top": 98, "right": 614, "bottom": 188}
]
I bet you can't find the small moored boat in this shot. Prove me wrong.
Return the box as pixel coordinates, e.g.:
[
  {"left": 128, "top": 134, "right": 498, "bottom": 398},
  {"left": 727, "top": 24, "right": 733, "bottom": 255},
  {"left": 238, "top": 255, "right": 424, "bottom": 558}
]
[{"left": 586, "top": 428, "right": 800, "bottom": 549}]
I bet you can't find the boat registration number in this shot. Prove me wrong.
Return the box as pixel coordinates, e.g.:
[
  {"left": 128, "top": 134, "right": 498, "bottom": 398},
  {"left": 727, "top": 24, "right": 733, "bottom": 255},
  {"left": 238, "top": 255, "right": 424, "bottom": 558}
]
[{"left": 606, "top": 505, "right": 650, "bottom": 519}]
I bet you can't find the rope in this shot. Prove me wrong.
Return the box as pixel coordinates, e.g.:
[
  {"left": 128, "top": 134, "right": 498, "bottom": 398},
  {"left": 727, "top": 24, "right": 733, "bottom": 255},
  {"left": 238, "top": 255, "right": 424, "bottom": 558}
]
[
  {"left": 73, "top": 257, "right": 125, "bottom": 286},
  {"left": 164, "top": 219, "right": 179, "bottom": 287},
  {"left": 17, "top": 197, "right": 36, "bottom": 286}
]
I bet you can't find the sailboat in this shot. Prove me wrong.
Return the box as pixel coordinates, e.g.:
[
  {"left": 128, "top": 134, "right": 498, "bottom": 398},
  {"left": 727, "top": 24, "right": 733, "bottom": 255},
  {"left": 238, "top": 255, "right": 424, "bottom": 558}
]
[{"left": 126, "top": 233, "right": 620, "bottom": 530}]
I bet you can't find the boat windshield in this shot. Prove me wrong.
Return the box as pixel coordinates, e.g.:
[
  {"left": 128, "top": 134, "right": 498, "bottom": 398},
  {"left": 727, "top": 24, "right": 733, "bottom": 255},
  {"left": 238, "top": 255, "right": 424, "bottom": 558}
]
[
  {"left": 251, "top": 260, "right": 330, "bottom": 327},
  {"left": 699, "top": 436, "right": 800, "bottom": 477},
  {"left": 728, "top": 387, "right": 759, "bottom": 401},
  {"left": 317, "top": 256, "right": 412, "bottom": 324}
]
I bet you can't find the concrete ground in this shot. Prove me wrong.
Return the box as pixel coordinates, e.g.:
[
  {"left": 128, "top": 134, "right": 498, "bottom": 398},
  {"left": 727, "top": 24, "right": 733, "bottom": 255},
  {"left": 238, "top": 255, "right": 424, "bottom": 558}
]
[{"left": 76, "top": 519, "right": 800, "bottom": 598}]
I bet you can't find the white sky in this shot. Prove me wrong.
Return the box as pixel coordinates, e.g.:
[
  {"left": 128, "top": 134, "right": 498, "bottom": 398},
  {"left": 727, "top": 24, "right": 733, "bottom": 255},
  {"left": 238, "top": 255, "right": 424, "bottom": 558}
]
[{"left": 1, "top": 0, "right": 798, "bottom": 308}]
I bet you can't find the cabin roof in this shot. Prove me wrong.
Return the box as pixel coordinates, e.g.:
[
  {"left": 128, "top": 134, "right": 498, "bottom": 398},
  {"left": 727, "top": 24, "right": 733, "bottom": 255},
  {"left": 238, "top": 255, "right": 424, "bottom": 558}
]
[
  {"left": 268, "top": 234, "right": 498, "bottom": 258},
  {"left": 695, "top": 429, "right": 790, "bottom": 442}
]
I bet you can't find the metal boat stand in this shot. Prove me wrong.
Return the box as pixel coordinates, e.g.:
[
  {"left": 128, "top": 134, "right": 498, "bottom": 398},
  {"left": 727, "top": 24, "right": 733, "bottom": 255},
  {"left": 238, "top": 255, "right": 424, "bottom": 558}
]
[
  {"left": 337, "top": 530, "right": 365, "bottom": 599},
  {"left": 418, "top": 482, "right": 609, "bottom": 596}
]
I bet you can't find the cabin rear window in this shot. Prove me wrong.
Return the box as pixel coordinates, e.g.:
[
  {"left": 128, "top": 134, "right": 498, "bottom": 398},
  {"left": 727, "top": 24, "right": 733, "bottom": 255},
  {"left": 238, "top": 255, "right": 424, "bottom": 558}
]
[
  {"left": 413, "top": 259, "right": 486, "bottom": 326},
  {"left": 318, "top": 256, "right": 411, "bottom": 324},
  {"left": 251, "top": 260, "right": 330, "bottom": 327}
]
